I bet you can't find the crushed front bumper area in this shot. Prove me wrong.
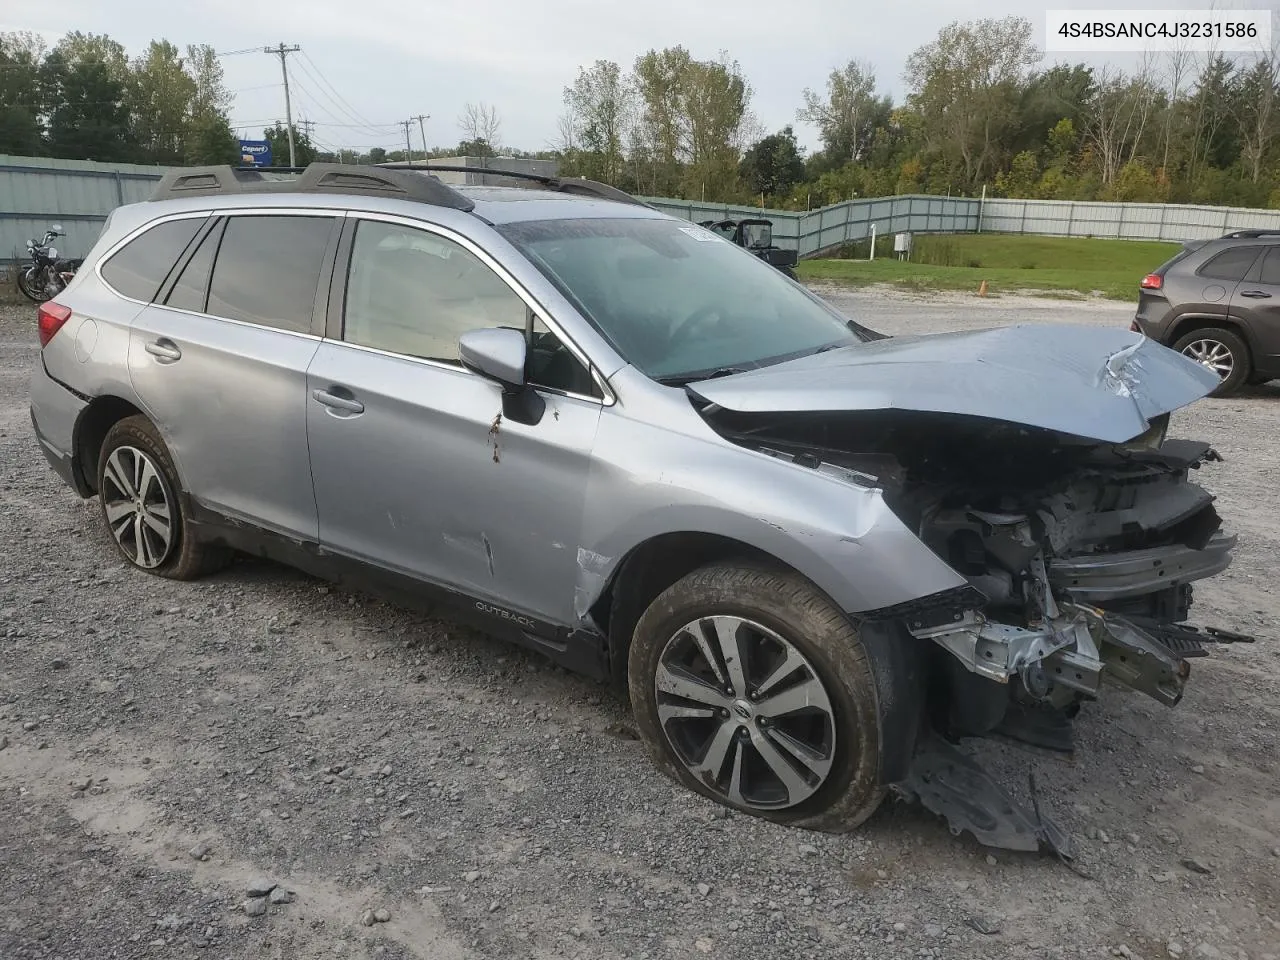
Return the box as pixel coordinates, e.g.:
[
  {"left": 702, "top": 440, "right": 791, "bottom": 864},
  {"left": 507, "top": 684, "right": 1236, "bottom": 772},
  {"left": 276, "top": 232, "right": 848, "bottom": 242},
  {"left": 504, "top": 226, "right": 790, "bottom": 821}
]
[
  {"left": 1048, "top": 531, "right": 1236, "bottom": 604},
  {"left": 909, "top": 600, "right": 1192, "bottom": 707}
]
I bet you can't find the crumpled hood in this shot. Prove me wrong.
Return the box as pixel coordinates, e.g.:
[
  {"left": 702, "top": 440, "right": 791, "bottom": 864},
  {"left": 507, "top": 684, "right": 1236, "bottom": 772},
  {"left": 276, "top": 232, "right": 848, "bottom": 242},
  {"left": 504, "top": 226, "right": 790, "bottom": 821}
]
[{"left": 687, "top": 324, "right": 1220, "bottom": 443}]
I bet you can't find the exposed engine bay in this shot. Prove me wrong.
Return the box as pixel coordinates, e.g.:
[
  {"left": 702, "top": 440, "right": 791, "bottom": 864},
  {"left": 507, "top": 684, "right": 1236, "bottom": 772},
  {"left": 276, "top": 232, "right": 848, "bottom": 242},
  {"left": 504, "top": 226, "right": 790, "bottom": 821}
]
[{"left": 697, "top": 403, "right": 1250, "bottom": 854}]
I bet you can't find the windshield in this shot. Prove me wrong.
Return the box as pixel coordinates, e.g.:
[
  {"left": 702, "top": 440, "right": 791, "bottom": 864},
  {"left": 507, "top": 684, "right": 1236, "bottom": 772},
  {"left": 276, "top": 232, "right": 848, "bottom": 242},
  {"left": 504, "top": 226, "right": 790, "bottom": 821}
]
[{"left": 497, "top": 217, "right": 870, "bottom": 382}]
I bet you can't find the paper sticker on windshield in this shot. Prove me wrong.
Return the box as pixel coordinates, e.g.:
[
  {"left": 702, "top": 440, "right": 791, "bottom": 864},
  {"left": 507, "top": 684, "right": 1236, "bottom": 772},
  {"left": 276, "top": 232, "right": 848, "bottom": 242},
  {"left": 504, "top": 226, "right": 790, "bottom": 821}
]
[{"left": 678, "top": 225, "right": 721, "bottom": 242}]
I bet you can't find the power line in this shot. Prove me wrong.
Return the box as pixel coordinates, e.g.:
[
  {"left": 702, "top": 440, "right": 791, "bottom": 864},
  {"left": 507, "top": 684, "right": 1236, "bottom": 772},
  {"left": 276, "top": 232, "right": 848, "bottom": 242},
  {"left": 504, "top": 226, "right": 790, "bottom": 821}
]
[
  {"left": 290, "top": 55, "right": 395, "bottom": 138},
  {"left": 297, "top": 50, "right": 388, "bottom": 135},
  {"left": 214, "top": 46, "right": 261, "bottom": 58}
]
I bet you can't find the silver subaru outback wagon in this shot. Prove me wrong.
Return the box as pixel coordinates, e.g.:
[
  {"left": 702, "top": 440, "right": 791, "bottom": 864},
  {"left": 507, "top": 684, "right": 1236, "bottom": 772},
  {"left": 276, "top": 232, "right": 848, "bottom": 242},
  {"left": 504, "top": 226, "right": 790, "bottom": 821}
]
[{"left": 30, "top": 163, "right": 1240, "bottom": 852}]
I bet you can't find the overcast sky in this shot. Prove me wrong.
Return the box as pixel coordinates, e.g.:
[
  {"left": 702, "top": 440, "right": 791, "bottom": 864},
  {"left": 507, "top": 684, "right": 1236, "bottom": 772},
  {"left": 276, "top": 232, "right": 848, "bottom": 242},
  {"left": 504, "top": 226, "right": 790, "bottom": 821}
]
[{"left": 4, "top": 0, "right": 1278, "bottom": 155}]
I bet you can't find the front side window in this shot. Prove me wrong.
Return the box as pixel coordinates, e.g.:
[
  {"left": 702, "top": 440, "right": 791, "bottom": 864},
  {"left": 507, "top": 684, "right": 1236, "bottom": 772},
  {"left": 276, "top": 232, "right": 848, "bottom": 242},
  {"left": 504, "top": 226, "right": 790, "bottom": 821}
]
[
  {"left": 343, "top": 220, "right": 527, "bottom": 363},
  {"left": 206, "top": 215, "right": 336, "bottom": 333},
  {"left": 1258, "top": 247, "right": 1280, "bottom": 285},
  {"left": 100, "top": 216, "right": 205, "bottom": 302},
  {"left": 498, "top": 217, "right": 868, "bottom": 383}
]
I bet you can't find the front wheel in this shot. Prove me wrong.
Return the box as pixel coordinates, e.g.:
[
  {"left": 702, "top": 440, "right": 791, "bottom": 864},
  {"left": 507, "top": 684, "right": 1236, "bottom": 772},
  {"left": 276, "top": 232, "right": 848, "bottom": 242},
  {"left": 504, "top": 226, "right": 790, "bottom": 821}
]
[
  {"left": 17, "top": 266, "right": 49, "bottom": 303},
  {"left": 1173, "top": 327, "right": 1250, "bottom": 397},
  {"left": 628, "top": 563, "right": 890, "bottom": 832}
]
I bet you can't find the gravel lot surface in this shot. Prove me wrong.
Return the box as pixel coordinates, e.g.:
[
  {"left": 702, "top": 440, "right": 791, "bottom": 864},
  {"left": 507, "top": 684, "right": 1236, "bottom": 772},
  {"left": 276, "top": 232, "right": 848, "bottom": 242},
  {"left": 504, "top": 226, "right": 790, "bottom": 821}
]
[{"left": 2, "top": 286, "right": 1278, "bottom": 960}]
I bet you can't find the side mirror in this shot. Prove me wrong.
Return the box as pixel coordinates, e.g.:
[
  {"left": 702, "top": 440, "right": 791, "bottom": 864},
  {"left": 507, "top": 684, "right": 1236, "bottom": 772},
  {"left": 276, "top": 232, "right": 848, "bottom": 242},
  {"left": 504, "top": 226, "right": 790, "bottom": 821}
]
[
  {"left": 50, "top": 223, "right": 64, "bottom": 235},
  {"left": 458, "top": 327, "right": 545, "bottom": 425}
]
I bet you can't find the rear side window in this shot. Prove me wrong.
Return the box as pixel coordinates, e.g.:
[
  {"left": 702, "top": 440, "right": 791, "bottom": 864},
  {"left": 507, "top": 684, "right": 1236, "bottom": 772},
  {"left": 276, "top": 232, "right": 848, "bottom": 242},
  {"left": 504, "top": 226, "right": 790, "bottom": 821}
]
[
  {"left": 1258, "top": 247, "right": 1280, "bottom": 285},
  {"left": 1198, "top": 246, "right": 1260, "bottom": 282},
  {"left": 164, "top": 222, "right": 222, "bottom": 313},
  {"left": 206, "top": 215, "right": 336, "bottom": 333},
  {"left": 100, "top": 217, "right": 205, "bottom": 302}
]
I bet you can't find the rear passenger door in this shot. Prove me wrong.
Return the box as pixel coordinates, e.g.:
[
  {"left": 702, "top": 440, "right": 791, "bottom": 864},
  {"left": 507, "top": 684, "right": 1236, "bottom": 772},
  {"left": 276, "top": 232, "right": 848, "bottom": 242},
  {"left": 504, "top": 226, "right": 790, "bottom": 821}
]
[
  {"left": 305, "top": 214, "right": 604, "bottom": 627},
  {"left": 1229, "top": 245, "right": 1280, "bottom": 373},
  {"left": 126, "top": 211, "right": 341, "bottom": 540}
]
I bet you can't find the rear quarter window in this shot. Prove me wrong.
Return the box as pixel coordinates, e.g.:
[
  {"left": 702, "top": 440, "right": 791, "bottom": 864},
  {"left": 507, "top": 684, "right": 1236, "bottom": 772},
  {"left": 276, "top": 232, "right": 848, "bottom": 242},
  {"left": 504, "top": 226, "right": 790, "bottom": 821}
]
[
  {"left": 99, "top": 217, "right": 206, "bottom": 302},
  {"left": 1197, "top": 246, "right": 1261, "bottom": 282}
]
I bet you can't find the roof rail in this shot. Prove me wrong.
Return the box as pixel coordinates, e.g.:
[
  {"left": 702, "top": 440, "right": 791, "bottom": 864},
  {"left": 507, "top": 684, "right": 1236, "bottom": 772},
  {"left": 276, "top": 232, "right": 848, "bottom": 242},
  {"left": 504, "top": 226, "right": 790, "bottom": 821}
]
[
  {"left": 1221, "top": 229, "right": 1280, "bottom": 239},
  {"left": 375, "top": 163, "right": 651, "bottom": 208},
  {"left": 148, "top": 163, "right": 475, "bottom": 211}
]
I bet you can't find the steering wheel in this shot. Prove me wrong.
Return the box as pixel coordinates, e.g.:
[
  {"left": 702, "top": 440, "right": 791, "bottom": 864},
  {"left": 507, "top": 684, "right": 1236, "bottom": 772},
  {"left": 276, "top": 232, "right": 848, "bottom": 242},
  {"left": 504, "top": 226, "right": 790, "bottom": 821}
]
[{"left": 667, "top": 304, "right": 728, "bottom": 348}]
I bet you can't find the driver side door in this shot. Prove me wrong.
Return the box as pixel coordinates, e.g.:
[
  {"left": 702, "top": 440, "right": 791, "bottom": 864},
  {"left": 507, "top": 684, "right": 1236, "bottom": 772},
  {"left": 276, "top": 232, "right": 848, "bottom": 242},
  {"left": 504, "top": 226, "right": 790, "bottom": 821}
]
[{"left": 305, "top": 214, "right": 605, "bottom": 627}]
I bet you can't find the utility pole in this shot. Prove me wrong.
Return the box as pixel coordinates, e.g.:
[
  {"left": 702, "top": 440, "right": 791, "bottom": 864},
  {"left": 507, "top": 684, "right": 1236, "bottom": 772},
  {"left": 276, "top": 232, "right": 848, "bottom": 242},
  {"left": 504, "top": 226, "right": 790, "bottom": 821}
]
[
  {"left": 413, "top": 114, "right": 430, "bottom": 161},
  {"left": 298, "top": 118, "right": 316, "bottom": 141},
  {"left": 264, "top": 43, "right": 301, "bottom": 167},
  {"left": 398, "top": 120, "right": 414, "bottom": 163}
]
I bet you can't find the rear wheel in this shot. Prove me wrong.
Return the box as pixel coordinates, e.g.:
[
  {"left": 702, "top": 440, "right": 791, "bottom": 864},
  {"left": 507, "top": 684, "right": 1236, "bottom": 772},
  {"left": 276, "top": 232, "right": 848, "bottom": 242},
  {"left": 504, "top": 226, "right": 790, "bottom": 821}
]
[
  {"left": 1173, "top": 327, "right": 1250, "bottom": 397},
  {"left": 97, "top": 415, "right": 232, "bottom": 580},
  {"left": 628, "top": 562, "right": 889, "bottom": 832},
  {"left": 16, "top": 266, "right": 47, "bottom": 303}
]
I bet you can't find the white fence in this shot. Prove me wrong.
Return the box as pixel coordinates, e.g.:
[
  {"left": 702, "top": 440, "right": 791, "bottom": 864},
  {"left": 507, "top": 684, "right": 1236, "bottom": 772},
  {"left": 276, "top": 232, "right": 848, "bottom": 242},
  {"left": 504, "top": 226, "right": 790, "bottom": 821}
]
[{"left": 980, "top": 197, "right": 1280, "bottom": 242}]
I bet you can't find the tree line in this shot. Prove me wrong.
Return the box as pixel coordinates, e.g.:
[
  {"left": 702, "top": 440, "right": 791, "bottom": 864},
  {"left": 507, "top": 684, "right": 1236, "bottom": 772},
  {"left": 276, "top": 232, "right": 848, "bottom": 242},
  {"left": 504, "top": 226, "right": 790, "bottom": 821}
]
[
  {"left": 5, "top": 19, "right": 1280, "bottom": 210},
  {"left": 0, "top": 31, "right": 240, "bottom": 166}
]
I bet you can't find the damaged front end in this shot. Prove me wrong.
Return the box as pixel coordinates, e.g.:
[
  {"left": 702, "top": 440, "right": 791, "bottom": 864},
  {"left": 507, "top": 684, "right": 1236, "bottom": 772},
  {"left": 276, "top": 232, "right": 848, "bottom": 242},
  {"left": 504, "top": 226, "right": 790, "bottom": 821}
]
[{"left": 687, "top": 326, "right": 1251, "bottom": 854}]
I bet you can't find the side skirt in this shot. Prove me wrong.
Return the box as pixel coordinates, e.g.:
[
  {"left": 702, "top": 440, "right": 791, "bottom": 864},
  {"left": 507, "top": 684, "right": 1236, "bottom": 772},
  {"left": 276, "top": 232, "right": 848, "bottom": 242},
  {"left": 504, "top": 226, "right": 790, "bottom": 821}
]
[{"left": 184, "top": 499, "right": 611, "bottom": 683}]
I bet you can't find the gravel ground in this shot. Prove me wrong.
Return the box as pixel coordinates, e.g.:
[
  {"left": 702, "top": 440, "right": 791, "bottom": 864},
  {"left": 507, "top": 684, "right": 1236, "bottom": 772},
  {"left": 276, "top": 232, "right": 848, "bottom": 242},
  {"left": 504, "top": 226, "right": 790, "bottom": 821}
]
[{"left": 2, "top": 286, "right": 1278, "bottom": 960}]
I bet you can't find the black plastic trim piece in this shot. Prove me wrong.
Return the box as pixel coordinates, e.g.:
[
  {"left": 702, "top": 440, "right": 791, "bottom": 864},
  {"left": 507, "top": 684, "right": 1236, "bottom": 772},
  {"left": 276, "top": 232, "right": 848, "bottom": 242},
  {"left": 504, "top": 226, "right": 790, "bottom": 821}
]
[{"left": 375, "top": 163, "right": 651, "bottom": 208}]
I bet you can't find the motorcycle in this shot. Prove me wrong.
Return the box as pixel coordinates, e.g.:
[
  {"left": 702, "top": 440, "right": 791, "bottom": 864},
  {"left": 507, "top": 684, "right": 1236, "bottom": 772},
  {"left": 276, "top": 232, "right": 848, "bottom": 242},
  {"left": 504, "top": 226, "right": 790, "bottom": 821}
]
[{"left": 17, "top": 224, "right": 82, "bottom": 303}]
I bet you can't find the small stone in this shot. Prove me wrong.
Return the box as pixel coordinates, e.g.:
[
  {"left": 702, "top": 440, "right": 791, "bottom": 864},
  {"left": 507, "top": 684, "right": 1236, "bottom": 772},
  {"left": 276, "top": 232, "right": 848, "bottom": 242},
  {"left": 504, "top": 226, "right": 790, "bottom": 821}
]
[
  {"left": 893, "top": 923, "right": 907, "bottom": 933},
  {"left": 1272, "top": 847, "right": 1280, "bottom": 858},
  {"left": 1169, "top": 942, "right": 1185, "bottom": 957},
  {"left": 696, "top": 883, "right": 711, "bottom": 897},
  {"left": 967, "top": 916, "right": 1002, "bottom": 936},
  {"left": 797, "top": 843, "right": 819, "bottom": 857},
  {"left": 955, "top": 880, "right": 970, "bottom": 891},
  {"left": 242, "top": 899, "right": 268, "bottom": 918},
  {"left": 488, "top": 900, "right": 500, "bottom": 913},
  {"left": 1152, "top": 871, "right": 1175, "bottom": 884},
  {"left": 0, "top": 736, "right": 7, "bottom": 751},
  {"left": 985, "top": 854, "right": 998, "bottom": 866},
  {"left": 269, "top": 888, "right": 293, "bottom": 905},
  {"left": 189, "top": 842, "right": 211, "bottom": 861},
  {"left": 464, "top": 870, "right": 481, "bottom": 884},
  {"left": 50, "top": 658, "right": 68, "bottom": 670},
  {"left": 695, "top": 939, "right": 713, "bottom": 954},
  {"left": 1194, "top": 944, "right": 1222, "bottom": 960},
  {"left": 1115, "top": 946, "right": 1134, "bottom": 958},
  {"left": 1191, "top": 764, "right": 1205, "bottom": 775},
  {"left": 22, "top": 721, "right": 37, "bottom": 732},
  {"left": 72, "top": 777, "right": 91, "bottom": 792},
  {"left": 1098, "top": 830, "right": 1112, "bottom": 844},
  {"left": 1126, "top": 833, "right": 1141, "bottom": 845},
  {"left": 246, "top": 878, "right": 277, "bottom": 897},
  {"left": 727, "top": 920, "right": 741, "bottom": 931},
  {"left": 360, "top": 910, "right": 376, "bottom": 927},
  {"left": 380, "top": 765, "right": 392, "bottom": 777},
  {"left": 1180, "top": 857, "right": 1213, "bottom": 875},
  {"left": 373, "top": 908, "right": 391, "bottom": 923}
]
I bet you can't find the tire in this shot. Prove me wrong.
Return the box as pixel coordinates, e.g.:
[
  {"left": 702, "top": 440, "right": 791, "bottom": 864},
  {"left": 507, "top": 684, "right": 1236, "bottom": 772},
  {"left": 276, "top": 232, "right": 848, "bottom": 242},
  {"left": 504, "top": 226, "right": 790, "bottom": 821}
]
[
  {"left": 17, "top": 266, "right": 48, "bottom": 303},
  {"left": 1172, "top": 327, "right": 1251, "bottom": 397},
  {"left": 628, "top": 562, "right": 889, "bottom": 832},
  {"left": 96, "top": 415, "right": 232, "bottom": 580}
]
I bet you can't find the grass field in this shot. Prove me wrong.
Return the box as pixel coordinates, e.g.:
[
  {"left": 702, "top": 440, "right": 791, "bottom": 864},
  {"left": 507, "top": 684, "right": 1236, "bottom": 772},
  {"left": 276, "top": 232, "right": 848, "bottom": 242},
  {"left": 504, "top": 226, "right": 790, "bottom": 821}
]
[{"left": 795, "top": 234, "right": 1182, "bottom": 300}]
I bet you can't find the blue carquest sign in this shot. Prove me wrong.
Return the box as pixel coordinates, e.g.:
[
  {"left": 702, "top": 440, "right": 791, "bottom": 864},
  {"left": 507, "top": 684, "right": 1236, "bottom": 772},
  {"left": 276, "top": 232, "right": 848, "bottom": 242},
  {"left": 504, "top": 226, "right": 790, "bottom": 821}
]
[{"left": 238, "top": 140, "right": 272, "bottom": 167}]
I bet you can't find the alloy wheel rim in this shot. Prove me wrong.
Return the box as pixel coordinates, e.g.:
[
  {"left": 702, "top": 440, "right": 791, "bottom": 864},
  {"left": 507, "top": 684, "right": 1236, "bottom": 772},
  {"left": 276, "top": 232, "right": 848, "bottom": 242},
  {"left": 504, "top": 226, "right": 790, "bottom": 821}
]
[
  {"left": 102, "top": 445, "right": 174, "bottom": 569},
  {"left": 654, "top": 615, "right": 836, "bottom": 810},
  {"left": 1181, "top": 338, "right": 1234, "bottom": 379}
]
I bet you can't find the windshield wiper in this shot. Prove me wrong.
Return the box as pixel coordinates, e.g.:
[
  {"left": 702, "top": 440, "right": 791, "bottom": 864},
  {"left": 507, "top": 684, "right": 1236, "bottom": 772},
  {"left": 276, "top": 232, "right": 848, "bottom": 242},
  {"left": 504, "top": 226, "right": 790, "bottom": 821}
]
[{"left": 656, "top": 366, "right": 748, "bottom": 387}]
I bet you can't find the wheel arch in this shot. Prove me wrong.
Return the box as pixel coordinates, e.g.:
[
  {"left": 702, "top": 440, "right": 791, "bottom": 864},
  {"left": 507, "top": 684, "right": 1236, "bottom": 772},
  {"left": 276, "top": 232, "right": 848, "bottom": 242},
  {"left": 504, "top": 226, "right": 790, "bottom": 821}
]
[
  {"left": 72, "top": 395, "right": 147, "bottom": 496},
  {"left": 1167, "top": 314, "right": 1258, "bottom": 365}
]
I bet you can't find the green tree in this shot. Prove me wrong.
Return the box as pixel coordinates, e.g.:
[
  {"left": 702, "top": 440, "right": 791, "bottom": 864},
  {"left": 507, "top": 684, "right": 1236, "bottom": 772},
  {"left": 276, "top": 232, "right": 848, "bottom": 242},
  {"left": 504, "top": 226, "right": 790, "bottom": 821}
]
[
  {"left": 40, "top": 33, "right": 135, "bottom": 161},
  {"left": 130, "top": 40, "right": 197, "bottom": 163},
  {"left": 264, "top": 123, "right": 317, "bottom": 166},
  {"left": 739, "top": 126, "right": 804, "bottom": 198},
  {"left": 562, "top": 60, "right": 634, "bottom": 184},
  {"left": 0, "top": 32, "right": 45, "bottom": 155},
  {"left": 994, "top": 149, "right": 1038, "bottom": 196},
  {"left": 796, "top": 60, "right": 891, "bottom": 165},
  {"left": 184, "top": 44, "right": 236, "bottom": 164},
  {"left": 904, "top": 16, "right": 1041, "bottom": 189}
]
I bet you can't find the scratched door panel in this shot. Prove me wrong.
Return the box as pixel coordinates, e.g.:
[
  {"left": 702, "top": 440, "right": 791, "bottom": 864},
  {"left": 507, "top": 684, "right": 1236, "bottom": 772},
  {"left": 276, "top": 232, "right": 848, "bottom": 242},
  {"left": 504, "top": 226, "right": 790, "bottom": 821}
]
[{"left": 304, "top": 341, "right": 601, "bottom": 625}]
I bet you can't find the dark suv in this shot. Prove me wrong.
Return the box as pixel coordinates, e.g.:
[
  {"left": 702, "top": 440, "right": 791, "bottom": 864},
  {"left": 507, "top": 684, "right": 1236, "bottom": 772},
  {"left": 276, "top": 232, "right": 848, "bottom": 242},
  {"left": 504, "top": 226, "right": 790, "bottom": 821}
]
[{"left": 1133, "top": 230, "right": 1280, "bottom": 396}]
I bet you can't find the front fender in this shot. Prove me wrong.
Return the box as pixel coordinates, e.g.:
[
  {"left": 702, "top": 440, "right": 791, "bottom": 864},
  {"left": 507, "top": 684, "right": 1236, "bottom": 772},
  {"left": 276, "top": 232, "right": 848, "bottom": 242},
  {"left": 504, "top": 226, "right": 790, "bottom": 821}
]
[{"left": 575, "top": 407, "right": 967, "bottom": 622}]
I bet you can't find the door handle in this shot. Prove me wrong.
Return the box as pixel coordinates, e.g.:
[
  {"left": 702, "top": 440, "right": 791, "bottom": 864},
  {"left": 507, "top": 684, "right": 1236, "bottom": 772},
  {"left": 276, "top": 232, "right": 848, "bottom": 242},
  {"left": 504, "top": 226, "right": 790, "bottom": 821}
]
[
  {"left": 312, "top": 388, "right": 365, "bottom": 415},
  {"left": 144, "top": 339, "right": 182, "bottom": 362},
  {"left": 1239, "top": 290, "right": 1272, "bottom": 299}
]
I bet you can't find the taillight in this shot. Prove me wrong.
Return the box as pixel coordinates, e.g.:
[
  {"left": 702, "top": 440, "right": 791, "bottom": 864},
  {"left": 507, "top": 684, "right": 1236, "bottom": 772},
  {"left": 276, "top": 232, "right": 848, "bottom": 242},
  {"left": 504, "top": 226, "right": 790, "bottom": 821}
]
[
  {"left": 1140, "top": 273, "right": 1163, "bottom": 290},
  {"left": 37, "top": 302, "right": 72, "bottom": 347}
]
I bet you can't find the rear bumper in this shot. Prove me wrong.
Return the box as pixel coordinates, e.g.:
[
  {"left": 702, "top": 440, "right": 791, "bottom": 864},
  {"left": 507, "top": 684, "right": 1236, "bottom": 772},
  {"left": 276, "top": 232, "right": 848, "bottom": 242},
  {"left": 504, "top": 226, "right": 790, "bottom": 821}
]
[
  {"left": 30, "top": 359, "right": 90, "bottom": 496},
  {"left": 1048, "top": 531, "right": 1236, "bottom": 603}
]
